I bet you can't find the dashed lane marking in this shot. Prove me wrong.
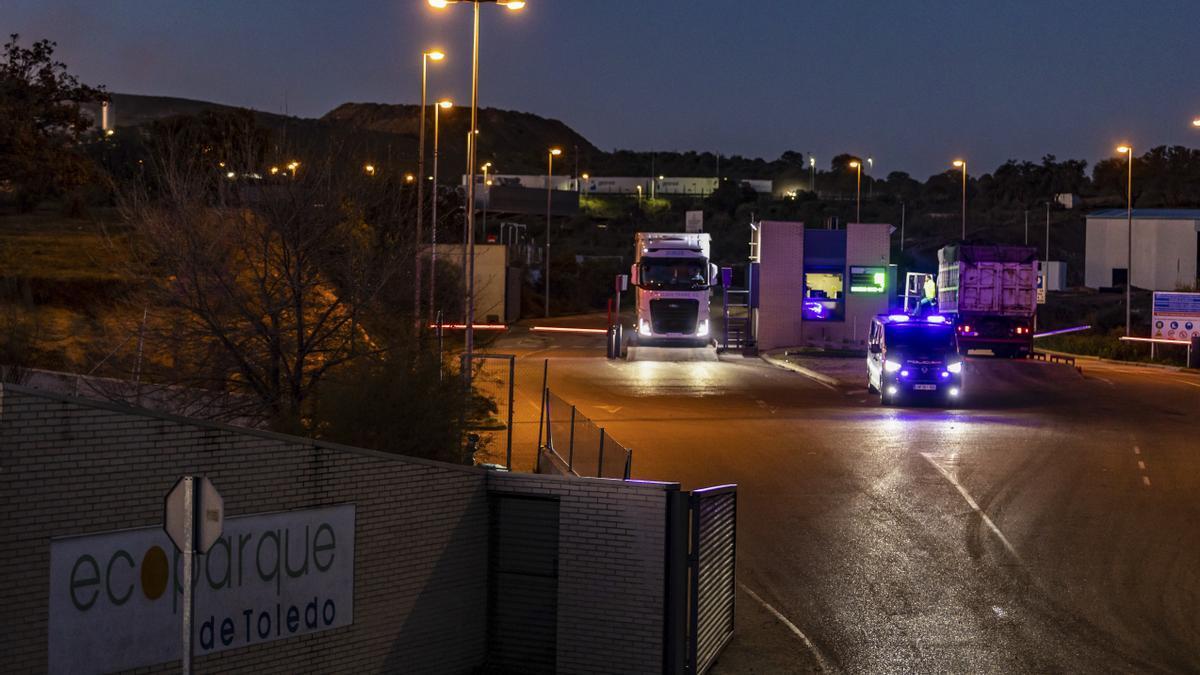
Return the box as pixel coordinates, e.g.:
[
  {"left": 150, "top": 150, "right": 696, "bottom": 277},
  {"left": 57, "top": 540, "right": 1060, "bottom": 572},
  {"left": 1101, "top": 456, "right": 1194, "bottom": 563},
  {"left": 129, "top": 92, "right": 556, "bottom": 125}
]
[
  {"left": 737, "top": 582, "right": 835, "bottom": 672},
  {"left": 1134, "top": 446, "right": 1141, "bottom": 455},
  {"left": 1143, "top": 476, "right": 1152, "bottom": 487},
  {"left": 1138, "top": 460, "right": 1146, "bottom": 471},
  {"left": 920, "top": 453, "right": 1023, "bottom": 564}
]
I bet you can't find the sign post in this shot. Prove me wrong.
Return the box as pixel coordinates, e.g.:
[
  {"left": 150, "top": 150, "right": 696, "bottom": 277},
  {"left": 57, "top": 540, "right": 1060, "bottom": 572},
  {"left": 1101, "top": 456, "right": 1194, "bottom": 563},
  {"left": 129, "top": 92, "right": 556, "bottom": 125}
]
[
  {"left": 685, "top": 210, "right": 704, "bottom": 233},
  {"left": 164, "top": 476, "right": 224, "bottom": 675}
]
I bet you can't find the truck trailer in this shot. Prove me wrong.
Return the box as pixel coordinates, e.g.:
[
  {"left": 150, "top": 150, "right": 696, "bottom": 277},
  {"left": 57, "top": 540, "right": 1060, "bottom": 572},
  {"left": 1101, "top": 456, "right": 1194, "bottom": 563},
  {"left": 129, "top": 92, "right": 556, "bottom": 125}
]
[
  {"left": 630, "top": 232, "right": 716, "bottom": 346},
  {"left": 937, "top": 244, "right": 1038, "bottom": 358}
]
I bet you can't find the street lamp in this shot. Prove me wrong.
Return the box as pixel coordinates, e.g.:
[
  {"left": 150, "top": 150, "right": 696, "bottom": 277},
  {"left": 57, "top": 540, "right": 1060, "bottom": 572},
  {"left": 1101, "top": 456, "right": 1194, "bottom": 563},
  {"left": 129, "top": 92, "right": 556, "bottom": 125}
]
[
  {"left": 405, "top": 173, "right": 415, "bottom": 183},
  {"left": 809, "top": 155, "right": 816, "bottom": 193},
  {"left": 867, "top": 157, "right": 874, "bottom": 197},
  {"left": 952, "top": 159, "right": 967, "bottom": 240},
  {"left": 364, "top": 163, "right": 376, "bottom": 176},
  {"left": 545, "top": 147, "right": 562, "bottom": 318},
  {"left": 415, "top": 49, "right": 446, "bottom": 324},
  {"left": 287, "top": 161, "right": 300, "bottom": 178},
  {"left": 1117, "top": 144, "right": 1134, "bottom": 336},
  {"left": 428, "top": 0, "right": 525, "bottom": 381},
  {"left": 848, "top": 160, "right": 862, "bottom": 223},
  {"left": 429, "top": 98, "right": 453, "bottom": 320},
  {"left": 1193, "top": 118, "right": 1200, "bottom": 128}
]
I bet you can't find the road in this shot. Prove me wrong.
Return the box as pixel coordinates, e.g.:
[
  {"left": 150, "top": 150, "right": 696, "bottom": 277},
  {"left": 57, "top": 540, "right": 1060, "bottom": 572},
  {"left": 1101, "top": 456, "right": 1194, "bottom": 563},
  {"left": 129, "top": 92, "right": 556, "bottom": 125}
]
[{"left": 473, "top": 325, "right": 1200, "bottom": 672}]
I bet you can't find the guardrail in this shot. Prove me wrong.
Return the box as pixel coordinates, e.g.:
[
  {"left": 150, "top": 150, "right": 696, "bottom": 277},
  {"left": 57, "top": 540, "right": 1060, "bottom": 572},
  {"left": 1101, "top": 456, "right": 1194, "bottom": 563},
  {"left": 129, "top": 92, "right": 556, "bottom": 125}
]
[{"left": 1029, "top": 351, "right": 1076, "bottom": 367}]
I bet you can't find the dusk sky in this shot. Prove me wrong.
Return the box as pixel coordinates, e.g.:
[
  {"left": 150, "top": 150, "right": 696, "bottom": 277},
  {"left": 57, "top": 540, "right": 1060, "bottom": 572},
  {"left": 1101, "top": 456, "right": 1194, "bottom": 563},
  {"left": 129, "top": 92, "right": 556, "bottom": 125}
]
[{"left": 5, "top": 0, "right": 1200, "bottom": 177}]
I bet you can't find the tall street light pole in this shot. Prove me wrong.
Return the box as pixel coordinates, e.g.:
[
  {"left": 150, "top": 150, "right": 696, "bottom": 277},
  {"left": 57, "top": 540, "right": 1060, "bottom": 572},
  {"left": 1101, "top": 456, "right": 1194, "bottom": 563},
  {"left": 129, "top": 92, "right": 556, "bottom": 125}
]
[
  {"left": 429, "top": 0, "right": 525, "bottom": 384},
  {"left": 953, "top": 159, "right": 967, "bottom": 240},
  {"left": 1117, "top": 144, "right": 1134, "bottom": 336},
  {"left": 809, "top": 155, "right": 816, "bottom": 193},
  {"left": 416, "top": 49, "right": 445, "bottom": 325},
  {"left": 848, "top": 160, "right": 862, "bottom": 223},
  {"left": 545, "top": 147, "right": 562, "bottom": 318},
  {"left": 867, "top": 157, "right": 874, "bottom": 197},
  {"left": 430, "top": 99, "right": 452, "bottom": 321}
]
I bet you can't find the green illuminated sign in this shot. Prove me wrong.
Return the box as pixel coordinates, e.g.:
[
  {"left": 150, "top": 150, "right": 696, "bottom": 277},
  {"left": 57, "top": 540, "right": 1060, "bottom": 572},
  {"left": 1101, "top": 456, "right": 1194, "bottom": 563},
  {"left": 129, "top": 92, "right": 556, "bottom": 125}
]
[{"left": 849, "top": 266, "right": 886, "bottom": 293}]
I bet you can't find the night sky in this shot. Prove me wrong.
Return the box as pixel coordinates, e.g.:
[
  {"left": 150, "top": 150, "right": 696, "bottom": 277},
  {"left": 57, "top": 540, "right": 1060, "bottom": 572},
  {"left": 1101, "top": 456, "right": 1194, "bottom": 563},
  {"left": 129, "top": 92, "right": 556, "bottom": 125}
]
[{"left": 5, "top": 0, "right": 1200, "bottom": 177}]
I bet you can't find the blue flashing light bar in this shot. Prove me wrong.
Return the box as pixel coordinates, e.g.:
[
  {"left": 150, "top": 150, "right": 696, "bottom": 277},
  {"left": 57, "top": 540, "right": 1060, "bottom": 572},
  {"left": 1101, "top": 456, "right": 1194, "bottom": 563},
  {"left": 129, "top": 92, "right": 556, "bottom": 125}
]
[{"left": 887, "top": 314, "right": 910, "bottom": 322}]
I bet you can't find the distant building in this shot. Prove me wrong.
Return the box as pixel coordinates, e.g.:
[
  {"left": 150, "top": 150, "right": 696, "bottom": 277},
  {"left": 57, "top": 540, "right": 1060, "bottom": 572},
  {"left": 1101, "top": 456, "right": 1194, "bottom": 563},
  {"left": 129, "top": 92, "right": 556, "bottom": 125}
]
[
  {"left": 1085, "top": 209, "right": 1200, "bottom": 290},
  {"left": 465, "top": 175, "right": 772, "bottom": 197}
]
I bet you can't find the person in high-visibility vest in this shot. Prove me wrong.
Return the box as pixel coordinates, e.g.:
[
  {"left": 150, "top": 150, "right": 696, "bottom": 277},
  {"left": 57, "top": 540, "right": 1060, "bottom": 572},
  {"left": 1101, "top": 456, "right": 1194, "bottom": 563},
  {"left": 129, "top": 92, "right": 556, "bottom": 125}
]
[{"left": 914, "top": 274, "right": 939, "bottom": 317}]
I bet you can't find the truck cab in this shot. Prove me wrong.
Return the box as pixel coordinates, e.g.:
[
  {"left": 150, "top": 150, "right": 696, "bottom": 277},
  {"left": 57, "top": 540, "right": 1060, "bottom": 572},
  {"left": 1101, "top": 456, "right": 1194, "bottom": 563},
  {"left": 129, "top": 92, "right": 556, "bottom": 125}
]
[
  {"left": 631, "top": 233, "right": 717, "bottom": 346},
  {"left": 867, "top": 314, "right": 964, "bottom": 406}
]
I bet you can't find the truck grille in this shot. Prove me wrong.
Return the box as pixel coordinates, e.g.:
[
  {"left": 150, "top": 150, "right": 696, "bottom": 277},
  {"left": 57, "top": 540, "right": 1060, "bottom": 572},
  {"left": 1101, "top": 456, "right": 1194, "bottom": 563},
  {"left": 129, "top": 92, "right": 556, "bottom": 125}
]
[{"left": 650, "top": 299, "right": 699, "bottom": 334}]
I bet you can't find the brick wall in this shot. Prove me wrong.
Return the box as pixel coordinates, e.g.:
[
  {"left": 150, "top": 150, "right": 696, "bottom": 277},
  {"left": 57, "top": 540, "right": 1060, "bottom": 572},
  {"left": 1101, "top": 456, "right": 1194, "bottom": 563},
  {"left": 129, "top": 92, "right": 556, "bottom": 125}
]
[{"left": 0, "top": 384, "right": 679, "bottom": 674}]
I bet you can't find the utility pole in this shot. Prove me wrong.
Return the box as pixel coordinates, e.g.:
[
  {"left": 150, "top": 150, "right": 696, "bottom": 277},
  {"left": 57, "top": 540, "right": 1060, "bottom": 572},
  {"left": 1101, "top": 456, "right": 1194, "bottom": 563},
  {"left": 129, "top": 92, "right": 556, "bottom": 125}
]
[
  {"left": 899, "top": 201, "right": 906, "bottom": 256},
  {"left": 1024, "top": 209, "right": 1029, "bottom": 245}
]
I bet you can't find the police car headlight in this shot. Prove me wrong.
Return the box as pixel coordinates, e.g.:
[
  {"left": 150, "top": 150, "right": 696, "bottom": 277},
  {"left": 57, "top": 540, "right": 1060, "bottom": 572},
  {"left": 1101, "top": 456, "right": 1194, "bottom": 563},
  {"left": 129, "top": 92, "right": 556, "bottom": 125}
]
[
  {"left": 884, "top": 360, "right": 902, "bottom": 373},
  {"left": 639, "top": 319, "right": 651, "bottom": 337},
  {"left": 697, "top": 319, "right": 709, "bottom": 337},
  {"left": 947, "top": 361, "right": 963, "bottom": 374}
]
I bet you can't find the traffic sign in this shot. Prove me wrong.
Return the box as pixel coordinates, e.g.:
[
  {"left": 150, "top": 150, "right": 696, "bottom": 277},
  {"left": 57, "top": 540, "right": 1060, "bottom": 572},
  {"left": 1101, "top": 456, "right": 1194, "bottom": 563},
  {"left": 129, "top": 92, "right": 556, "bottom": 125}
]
[{"left": 164, "top": 476, "right": 224, "bottom": 554}]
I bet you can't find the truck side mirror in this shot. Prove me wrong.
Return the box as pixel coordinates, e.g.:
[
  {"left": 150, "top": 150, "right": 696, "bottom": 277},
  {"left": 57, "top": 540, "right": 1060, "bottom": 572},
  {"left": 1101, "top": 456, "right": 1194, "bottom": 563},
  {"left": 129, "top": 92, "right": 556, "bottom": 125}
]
[
  {"left": 629, "top": 263, "right": 639, "bottom": 287},
  {"left": 709, "top": 263, "right": 719, "bottom": 286}
]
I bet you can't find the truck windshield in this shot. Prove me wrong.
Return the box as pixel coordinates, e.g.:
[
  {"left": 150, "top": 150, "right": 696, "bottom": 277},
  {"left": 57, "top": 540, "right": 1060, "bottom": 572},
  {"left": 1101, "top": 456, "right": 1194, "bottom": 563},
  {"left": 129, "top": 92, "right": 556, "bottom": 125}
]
[
  {"left": 885, "top": 324, "right": 956, "bottom": 352},
  {"left": 639, "top": 259, "right": 708, "bottom": 290}
]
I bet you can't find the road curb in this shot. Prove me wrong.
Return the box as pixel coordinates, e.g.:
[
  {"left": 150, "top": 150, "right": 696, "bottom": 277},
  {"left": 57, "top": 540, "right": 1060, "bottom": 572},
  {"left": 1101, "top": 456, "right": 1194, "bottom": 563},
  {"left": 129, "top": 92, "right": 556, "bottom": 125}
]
[{"left": 760, "top": 352, "right": 845, "bottom": 388}]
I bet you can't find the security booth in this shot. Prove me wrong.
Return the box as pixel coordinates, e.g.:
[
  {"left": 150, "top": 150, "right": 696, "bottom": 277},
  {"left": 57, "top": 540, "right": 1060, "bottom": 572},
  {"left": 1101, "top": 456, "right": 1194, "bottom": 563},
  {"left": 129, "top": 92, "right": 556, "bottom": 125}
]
[{"left": 751, "top": 220, "right": 892, "bottom": 351}]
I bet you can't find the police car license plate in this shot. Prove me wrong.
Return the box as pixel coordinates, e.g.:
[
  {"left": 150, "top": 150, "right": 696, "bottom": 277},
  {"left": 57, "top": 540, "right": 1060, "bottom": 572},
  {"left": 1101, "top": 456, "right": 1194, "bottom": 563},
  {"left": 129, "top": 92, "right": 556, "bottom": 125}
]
[{"left": 914, "top": 384, "right": 937, "bottom": 391}]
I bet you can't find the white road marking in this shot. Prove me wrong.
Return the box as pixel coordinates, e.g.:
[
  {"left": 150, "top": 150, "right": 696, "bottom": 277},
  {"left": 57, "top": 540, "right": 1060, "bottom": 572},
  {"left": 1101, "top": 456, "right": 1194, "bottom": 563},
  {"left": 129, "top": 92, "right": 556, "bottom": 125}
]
[
  {"left": 1138, "top": 460, "right": 1146, "bottom": 471},
  {"left": 737, "top": 582, "right": 835, "bottom": 672},
  {"left": 1143, "top": 476, "right": 1152, "bottom": 487},
  {"left": 920, "top": 453, "right": 1022, "bottom": 564},
  {"left": 1133, "top": 446, "right": 1141, "bottom": 455},
  {"left": 1180, "top": 381, "right": 1200, "bottom": 389},
  {"left": 1090, "top": 376, "right": 1115, "bottom": 386}
]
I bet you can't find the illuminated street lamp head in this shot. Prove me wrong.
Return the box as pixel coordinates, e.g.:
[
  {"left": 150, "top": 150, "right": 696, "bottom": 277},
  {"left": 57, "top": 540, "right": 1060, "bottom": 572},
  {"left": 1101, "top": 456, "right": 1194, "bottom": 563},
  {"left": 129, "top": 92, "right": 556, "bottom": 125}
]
[
  {"left": 430, "top": 0, "right": 525, "bottom": 9},
  {"left": 405, "top": 173, "right": 415, "bottom": 183},
  {"left": 482, "top": 161, "right": 492, "bottom": 170},
  {"left": 848, "top": 160, "right": 860, "bottom": 169},
  {"left": 582, "top": 173, "right": 589, "bottom": 180},
  {"left": 1193, "top": 119, "right": 1200, "bottom": 128},
  {"left": 269, "top": 166, "right": 279, "bottom": 175},
  {"left": 364, "top": 164, "right": 376, "bottom": 175},
  {"left": 437, "top": 99, "right": 453, "bottom": 109},
  {"left": 1116, "top": 145, "right": 1131, "bottom": 154},
  {"left": 550, "top": 148, "right": 562, "bottom": 156},
  {"left": 426, "top": 49, "right": 445, "bottom": 61},
  {"left": 809, "top": 156, "right": 815, "bottom": 167},
  {"left": 952, "top": 159, "right": 965, "bottom": 168}
]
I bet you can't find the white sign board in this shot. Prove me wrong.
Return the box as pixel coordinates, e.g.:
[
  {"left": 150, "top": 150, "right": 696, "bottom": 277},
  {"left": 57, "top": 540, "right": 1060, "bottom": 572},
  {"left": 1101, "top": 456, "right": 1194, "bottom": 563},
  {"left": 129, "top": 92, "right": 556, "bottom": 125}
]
[
  {"left": 49, "top": 504, "right": 355, "bottom": 675},
  {"left": 685, "top": 210, "right": 704, "bottom": 233},
  {"left": 164, "top": 476, "right": 224, "bottom": 554},
  {"left": 1152, "top": 291, "right": 1200, "bottom": 341}
]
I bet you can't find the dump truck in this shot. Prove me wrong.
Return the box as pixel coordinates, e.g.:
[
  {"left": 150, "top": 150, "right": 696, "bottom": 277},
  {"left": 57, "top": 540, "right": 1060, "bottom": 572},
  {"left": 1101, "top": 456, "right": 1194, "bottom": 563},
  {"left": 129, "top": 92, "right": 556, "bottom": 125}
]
[
  {"left": 937, "top": 244, "right": 1038, "bottom": 357},
  {"left": 630, "top": 232, "right": 716, "bottom": 346}
]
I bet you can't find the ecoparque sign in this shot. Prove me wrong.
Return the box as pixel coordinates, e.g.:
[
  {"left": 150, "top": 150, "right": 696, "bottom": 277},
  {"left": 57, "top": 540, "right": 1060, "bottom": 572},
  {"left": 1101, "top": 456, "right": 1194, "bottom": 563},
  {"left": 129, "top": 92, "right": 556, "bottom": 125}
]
[{"left": 48, "top": 504, "right": 355, "bottom": 674}]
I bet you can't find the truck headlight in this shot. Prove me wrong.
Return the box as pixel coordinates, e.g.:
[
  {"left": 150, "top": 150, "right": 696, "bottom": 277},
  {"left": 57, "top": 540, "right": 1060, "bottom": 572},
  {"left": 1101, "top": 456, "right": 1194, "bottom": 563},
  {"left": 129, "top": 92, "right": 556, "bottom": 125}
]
[
  {"left": 639, "top": 319, "right": 651, "bottom": 337},
  {"left": 697, "top": 319, "right": 709, "bottom": 337},
  {"left": 947, "top": 361, "right": 963, "bottom": 374},
  {"left": 884, "top": 360, "right": 902, "bottom": 373}
]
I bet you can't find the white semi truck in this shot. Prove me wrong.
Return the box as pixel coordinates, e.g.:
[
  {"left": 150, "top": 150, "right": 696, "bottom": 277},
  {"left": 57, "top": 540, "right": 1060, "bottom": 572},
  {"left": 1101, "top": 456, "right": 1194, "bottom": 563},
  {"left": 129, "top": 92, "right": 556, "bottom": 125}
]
[{"left": 630, "top": 232, "right": 717, "bottom": 346}]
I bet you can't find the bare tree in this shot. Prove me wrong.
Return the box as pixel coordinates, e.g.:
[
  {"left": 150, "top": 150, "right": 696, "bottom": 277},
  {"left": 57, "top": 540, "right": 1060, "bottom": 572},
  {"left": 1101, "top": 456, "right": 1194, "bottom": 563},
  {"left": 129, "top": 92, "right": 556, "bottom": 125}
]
[{"left": 113, "top": 115, "right": 418, "bottom": 425}]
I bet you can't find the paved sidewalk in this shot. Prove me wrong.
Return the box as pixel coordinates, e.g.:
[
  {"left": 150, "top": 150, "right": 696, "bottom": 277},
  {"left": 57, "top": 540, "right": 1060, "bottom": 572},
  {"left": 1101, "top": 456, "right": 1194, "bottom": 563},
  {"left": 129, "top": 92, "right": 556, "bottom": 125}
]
[{"left": 761, "top": 349, "right": 863, "bottom": 389}]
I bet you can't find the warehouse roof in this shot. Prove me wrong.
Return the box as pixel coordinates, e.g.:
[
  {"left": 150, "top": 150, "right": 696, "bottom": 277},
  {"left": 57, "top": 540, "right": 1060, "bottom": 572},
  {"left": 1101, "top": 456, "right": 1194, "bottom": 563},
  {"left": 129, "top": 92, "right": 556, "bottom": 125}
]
[{"left": 1088, "top": 208, "right": 1200, "bottom": 220}]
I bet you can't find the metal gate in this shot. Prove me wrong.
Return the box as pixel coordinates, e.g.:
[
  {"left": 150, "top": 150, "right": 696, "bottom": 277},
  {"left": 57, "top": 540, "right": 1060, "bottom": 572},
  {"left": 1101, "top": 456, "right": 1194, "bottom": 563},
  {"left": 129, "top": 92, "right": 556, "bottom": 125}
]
[
  {"left": 488, "top": 494, "right": 559, "bottom": 673},
  {"left": 688, "top": 484, "right": 737, "bottom": 674}
]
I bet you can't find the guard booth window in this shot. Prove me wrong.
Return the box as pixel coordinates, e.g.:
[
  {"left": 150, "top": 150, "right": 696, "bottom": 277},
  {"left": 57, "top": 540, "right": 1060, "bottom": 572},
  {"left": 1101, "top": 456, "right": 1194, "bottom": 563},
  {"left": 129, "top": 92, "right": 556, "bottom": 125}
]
[{"left": 803, "top": 269, "right": 845, "bottom": 321}]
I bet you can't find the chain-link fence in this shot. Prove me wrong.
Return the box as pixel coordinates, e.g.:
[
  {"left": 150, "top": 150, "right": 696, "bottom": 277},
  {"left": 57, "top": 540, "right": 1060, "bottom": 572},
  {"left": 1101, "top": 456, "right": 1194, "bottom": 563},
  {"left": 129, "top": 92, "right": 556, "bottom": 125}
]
[{"left": 541, "top": 388, "right": 632, "bottom": 479}]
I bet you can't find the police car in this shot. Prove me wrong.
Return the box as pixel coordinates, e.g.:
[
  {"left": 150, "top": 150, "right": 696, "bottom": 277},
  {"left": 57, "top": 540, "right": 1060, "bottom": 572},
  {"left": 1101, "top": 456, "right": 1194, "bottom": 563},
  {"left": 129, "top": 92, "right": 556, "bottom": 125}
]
[{"left": 867, "top": 313, "right": 964, "bottom": 406}]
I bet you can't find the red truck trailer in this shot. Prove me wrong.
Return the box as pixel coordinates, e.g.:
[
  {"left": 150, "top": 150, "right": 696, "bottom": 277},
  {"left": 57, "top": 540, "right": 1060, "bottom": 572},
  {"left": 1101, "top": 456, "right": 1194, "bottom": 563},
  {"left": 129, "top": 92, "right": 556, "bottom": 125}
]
[{"left": 937, "top": 244, "right": 1038, "bottom": 358}]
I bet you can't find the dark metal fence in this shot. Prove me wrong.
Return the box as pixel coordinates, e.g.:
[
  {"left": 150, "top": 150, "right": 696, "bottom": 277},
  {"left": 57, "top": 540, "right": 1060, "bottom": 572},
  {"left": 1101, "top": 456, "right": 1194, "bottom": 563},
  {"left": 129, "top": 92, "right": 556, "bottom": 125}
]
[{"left": 540, "top": 388, "right": 632, "bottom": 479}]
